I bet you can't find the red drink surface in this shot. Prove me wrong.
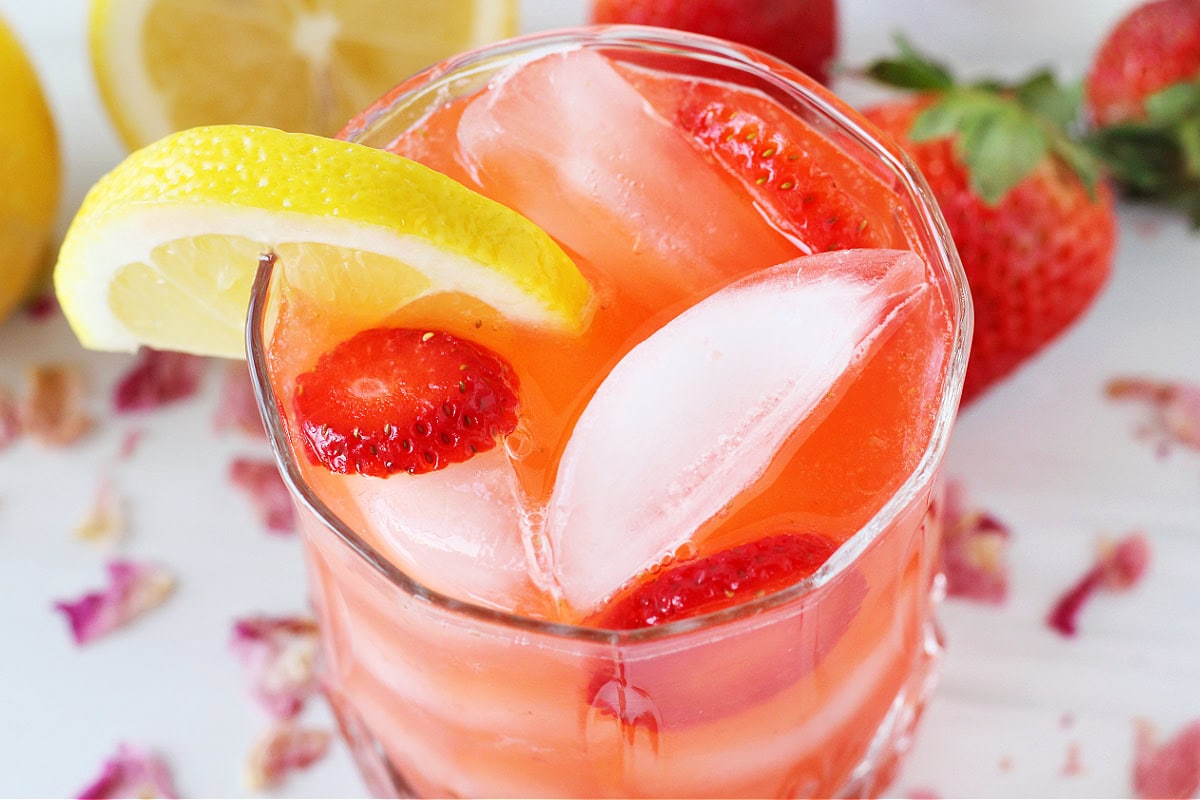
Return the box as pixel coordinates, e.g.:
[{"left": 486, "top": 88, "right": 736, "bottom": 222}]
[{"left": 262, "top": 39, "right": 958, "bottom": 797}]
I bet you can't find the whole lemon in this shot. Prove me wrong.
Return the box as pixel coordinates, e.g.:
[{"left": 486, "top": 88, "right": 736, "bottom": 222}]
[{"left": 0, "top": 14, "right": 60, "bottom": 322}]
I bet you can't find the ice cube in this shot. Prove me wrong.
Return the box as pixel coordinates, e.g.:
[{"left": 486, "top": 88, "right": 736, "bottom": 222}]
[
  {"left": 456, "top": 48, "right": 798, "bottom": 304},
  {"left": 345, "top": 448, "right": 534, "bottom": 610},
  {"left": 547, "top": 249, "right": 930, "bottom": 614}
]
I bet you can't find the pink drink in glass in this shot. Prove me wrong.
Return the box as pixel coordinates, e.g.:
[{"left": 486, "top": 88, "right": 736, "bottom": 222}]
[{"left": 249, "top": 26, "right": 971, "bottom": 798}]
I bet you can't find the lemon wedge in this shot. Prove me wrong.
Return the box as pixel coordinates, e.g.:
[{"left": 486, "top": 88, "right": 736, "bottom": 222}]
[
  {"left": 0, "top": 14, "right": 60, "bottom": 322},
  {"left": 89, "top": 0, "right": 517, "bottom": 149},
  {"left": 54, "top": 125, "right": 592, "bottom": 358}
]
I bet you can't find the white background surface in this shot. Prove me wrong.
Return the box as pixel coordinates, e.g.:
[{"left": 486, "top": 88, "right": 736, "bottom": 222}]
[{"left": 1, "top": 0, "right": 1198, "bottom": 797}]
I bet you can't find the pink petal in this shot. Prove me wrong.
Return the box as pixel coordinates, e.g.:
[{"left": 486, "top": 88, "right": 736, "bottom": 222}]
[
  {"left": 1061, "top": 741, "right": 1084, "bottom": 777},
  {"left": 229, "top": 457, "right": 295, "bottom": 534},
  {"left": 245, "top": 724, "right": 332, "bottom": 791},
  {"left": 0, "top": 385, "right": 19, "bottom": 450},
  {"left": 1133, "top": 719, "right": 1200, "bottom": 800},
  {"left": 117, "top": 428, "right": 144, "bottom": 461},
  {"left": 20, "top": 363, "right": 93, "bottom": 446},
  {"left": 55, "top": 560, "right": 175, "bottom": 645},
  {"left": 215, "top": 361, "right": 266, "bottom": 437},
  {"left": 230, "top": 615, "right": 320, "bottom": 720},
  {"left": 76, "top": 743, "right": 177, "bottom": 799},
  {"left": 940, "top": 479, "right": 1011, "bottom": 604},
  {"left": 1101, "top": 532, "right": 1152, "bottom": 590},
  {"left": 75, "top": 477, "right": 125, "bottom": 544},
  {"left": 1047, "top": 532, "right": 1151, "bottom": 637},
  {"left": 1107, "top": 377, "right": 1200, "bottom": 455},
  {"left": 113, "top": 349, "right": 205, "bottom": 413},
  {"left": 25, "top": 292, "right": 59, "bottom": 321}
]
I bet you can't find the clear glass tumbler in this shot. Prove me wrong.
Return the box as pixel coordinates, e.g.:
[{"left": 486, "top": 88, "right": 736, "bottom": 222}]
[{"left": 248, "top": 26, "right": 971, "bottom": 798}]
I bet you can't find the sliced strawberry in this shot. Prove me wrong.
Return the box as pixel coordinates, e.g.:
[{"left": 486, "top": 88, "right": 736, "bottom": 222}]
[
  {"left": 593, "top": 531, "right": 837, "bottom": 629},
  {"left": 679, "top": 101, "right": 885, "bottom": 253},
  {"left": 585, "top": 533, "right": 864, "bottom": 731},
  {"left": 292, "top": 327, "right": 519, "bottom": 478}
]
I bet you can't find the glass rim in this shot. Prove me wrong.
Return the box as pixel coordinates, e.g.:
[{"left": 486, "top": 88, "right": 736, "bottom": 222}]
[{"left": 246, "top": 25, "right": 974, "bottom": 645}]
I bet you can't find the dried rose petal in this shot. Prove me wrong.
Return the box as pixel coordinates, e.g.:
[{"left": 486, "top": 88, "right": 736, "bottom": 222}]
[
  {"left": 0, "top": 385, "right": 19, "bottom": 450},
  {"left": 55, "top": 560, "right": 175, "bottom": 645},
  {"left": 76, "top": 743, "right": 177, "bottom": 799},
  {"left": 75, "top": 477, "right": 125, "bottom": 544},
  {"left": 113, "top": 349, "right": 205, "bottom": 413},
  {"left": 215, "top": 361, "right": 266, "bottom": 437},
  {"left": 1107, "top": 377, "right": 1200, "bottom": 455},
  {"left": 231, "top": 615, "right": 320, "bottom": 720},
  {"left": 20, "top": 363, "right": 93, "bottom": 446},
  {"left": 1062, "top": 741, "right": 1084, "bottom": 777},
  {"left": 245, "top": 724, "right": 332, "bottom": 791},
  {"left": 230, "top": 457, "right": 295, "bottom": 534},
  {"left": 1133, "top": 719, "right": 1200, "bottom": 800},
  {"left": 117, "top": 428, "right": 144, "bottom": 461},
  {"left": 26, "top": 293, "right": 59, "bottom": 321},
  {"left": 939, "top": 479, "right": 1011, "bottom": 604},
  {"left": 1047, "top": 532, "right": 1151, "bottom": 637}
]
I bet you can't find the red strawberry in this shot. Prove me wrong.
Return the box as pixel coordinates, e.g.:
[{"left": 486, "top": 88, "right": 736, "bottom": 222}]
[
  {"left": 1083, "top": 0, "right": 1200, "bottom": 224},
  {"left": 592, "top": 531, "right": 837, "bottom": 629},
  {"left": 292, "top": 327, "right": 519, "bottom": 478},
  {"left": 1086, "top": 0, "right": 1200, "bottom": 126},
  {"left": 678, "top": 100, "right": 887, "bottom": 253},
  {"left": 591, "top": 0, "right": 838, "bottom": 85},
  {"left": 864, "top": 48, "right": 1117, "bottom": 403}
]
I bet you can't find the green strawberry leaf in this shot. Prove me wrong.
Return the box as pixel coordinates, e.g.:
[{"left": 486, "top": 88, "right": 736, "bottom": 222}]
[
  {"left": 1144, "top": 78, "right": 1200, "bottom": 125},
  {"left": 1086, "top": 124, "right": 1179, "bottom": 191},
  {"left": 864, "top": 39, "right": 1098, "bottom": 204},
  {"left": 962, "top": 109, "right": 1049, "bottom": 204},
  {"left": 1013, "top": 71, "right": 1084, "bottom": 132},
  {"left": 1050, "top": 136, "right": 1103, "bottom": 194},
  {"left": 1177, "top": 117, "right": 1200, "bottom": 176},
  {"left": 864, "top": 35, "right": 955, "bottom": 91},
  {"left": 911, "top": 89, "right": 1049, "bottom": 204}
]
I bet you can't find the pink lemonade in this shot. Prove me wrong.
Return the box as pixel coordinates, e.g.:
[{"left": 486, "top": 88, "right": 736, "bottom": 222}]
[{"left": 249, "top": 28, "right": 970, "bottom": 798}]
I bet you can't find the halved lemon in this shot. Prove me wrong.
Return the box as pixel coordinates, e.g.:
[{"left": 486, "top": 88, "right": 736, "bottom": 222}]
[
  {"left": 53, "top": 125, "right": 592, "bottom": 359},
  {"left": 89, "top": 0, "right": 518, "bottom": 150},
  {"left": 0, "top": 14, "right": 60, "bottom": 322}
]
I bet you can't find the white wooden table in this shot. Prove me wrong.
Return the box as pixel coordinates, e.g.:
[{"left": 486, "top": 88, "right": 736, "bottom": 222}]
[{"left": 2, "top": 0, "right": 1196, "bottom": 796}]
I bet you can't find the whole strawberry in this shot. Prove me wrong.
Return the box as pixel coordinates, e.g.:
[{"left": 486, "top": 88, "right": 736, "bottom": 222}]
[
  {"left": 590, "top": 0, "right": 838, "bottom": 85},
  {"left": 865, "top": 45, "right": 1117, "bottom": 404},
  {"left": 1086, "top": 0, "right": 1200, "bottom": 126},
  {"left": 1085, "top": 0, "right": 1200, "bottom": 223}
]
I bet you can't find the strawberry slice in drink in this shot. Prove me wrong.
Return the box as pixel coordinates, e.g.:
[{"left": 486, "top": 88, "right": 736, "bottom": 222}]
[
  {"left": 617, "top": 65, "right": 914, "bottom": 254},
  {"left": 592, "top": 531, "right": 837, "bottom": 629},
  {"left": 584, "top": 528, "right": 869, "bottom": 730},
  {"left": 546, "top": 248, "right": 931, "bottom": 616},
  {"left": 292, "top": 327, "right": 520, "bottom": 478}
]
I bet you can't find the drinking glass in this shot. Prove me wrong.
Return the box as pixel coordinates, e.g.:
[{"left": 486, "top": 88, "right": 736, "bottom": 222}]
[{"left": 248, "top": 26, "right": 971, "bottom": 798}]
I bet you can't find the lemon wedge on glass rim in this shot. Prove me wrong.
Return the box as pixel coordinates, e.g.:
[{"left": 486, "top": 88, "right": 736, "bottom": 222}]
[
  {"left": 89, "top": 0, "right": 518, "bottom": 149},
  {"left": 53, "top": 125, "right": 592, "bottom": 359}
]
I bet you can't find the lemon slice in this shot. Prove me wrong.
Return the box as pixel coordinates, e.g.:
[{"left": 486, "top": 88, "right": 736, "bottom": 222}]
[
  {"left": 0, "top": 15, "right": 60, "bottom": 322},
  {"left": 89, "top": 0, "right": 517, "bottom": 149},
  {"left": 54, "top": 125, "right": 592, "bottom": 358}
]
